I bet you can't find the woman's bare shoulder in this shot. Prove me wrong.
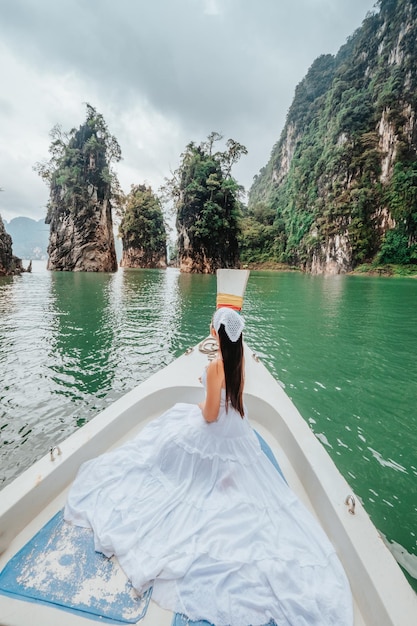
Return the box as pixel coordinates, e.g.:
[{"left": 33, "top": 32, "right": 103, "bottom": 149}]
[
  {"left": 209, "top": 356, "right": 223, "bottom": 370},
  {"left": 206, "top": 357, "right": 224, "bottom": 380}
]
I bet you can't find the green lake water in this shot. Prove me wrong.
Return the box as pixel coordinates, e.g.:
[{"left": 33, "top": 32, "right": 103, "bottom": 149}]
[{"left": 1, "top": 261, "right": 416, "bottom": 590}]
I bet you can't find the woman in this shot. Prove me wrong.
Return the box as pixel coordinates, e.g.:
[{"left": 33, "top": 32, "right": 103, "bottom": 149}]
[{"left": 65, "top": 307, "right": 353, "bottom": 626}]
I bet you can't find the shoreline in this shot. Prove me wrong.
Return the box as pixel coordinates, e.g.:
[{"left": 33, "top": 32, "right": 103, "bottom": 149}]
[
  {"left": 243, "top": 261, "right": 417, "bottom": 278},
  {"left": 243, "top": 262, "right": 300, "bottom": 272}
]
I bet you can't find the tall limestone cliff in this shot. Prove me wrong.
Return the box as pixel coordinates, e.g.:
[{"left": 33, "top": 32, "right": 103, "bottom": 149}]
[
  {"left": 0, "top": 214, "right": 24, "bottom": 275},
  {"left": 46, "top": 196, "right": 117, "bottom": 272},
  {"left": 37, "top": 105, "right": 120, "bottom": 272},
  {"left": 249, "top": 0, "right": 417, "bottom": 273},
  {"left": 171, "top": 135, "right": 246, "bottom": 273}
]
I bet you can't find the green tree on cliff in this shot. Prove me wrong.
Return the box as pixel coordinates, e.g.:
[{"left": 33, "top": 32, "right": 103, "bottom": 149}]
[
  {"left": 164, "top": 132, "right": 247, "bottom": 272},
  {"left": 34, "top": 103, "right": 121, "bottom": 272},
  {"left": 35, "top": 103, "right": 122, "bottom": 221},
  {"left": 119, "top": 184, "right": 167, "bottom": 267}
]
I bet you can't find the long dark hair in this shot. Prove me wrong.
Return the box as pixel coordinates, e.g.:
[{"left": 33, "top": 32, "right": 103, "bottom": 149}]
[{"left": 218, "top": 324, "right": 245, "bottom": 417}]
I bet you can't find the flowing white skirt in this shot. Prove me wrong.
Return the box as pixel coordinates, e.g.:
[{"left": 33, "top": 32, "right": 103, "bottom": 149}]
[{"left": 65, "top": 401, "right": 353, "bottom": 626}]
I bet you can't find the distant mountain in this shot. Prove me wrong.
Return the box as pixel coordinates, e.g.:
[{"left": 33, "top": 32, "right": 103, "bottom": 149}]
[
  {"left": 4, "top": 217, "right": 49, "bottom": 260},
  {"left": 0, "top": 214, "right": 24, "bottom": 275},
  {"left": 3, "top": 216, "right": 123, "bottom": 263}
]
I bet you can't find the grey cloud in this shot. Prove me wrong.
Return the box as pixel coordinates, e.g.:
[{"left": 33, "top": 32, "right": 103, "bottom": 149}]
[
  {"left": 0, "top": 99, "right": 14, "bottom": 117},
  {"left": 0, "top": 0, "right": 375, "bottom": 122},
  {"left": 0, "top": 0, "right": 376, "bottom": 218}
]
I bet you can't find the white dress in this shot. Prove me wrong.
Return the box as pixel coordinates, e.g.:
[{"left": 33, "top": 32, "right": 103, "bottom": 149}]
[{"left": 64, "top": 370, "right": 353, "bottom": 626}]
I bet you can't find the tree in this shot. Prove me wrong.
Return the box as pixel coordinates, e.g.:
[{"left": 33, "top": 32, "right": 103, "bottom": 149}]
[
  {"left": 387, "top": 162, "right": 417, "bottom": 241},
  {"left": 164, "top": 133, "right": 247, "bottom": 273},
  {"left": 35, "top": 103, "right": 122, "bottom": 221},
  {"left": 376, "top": 229, "right": 412, "bottom": 264},
  {"left": 119, "top": 184, "right": 167, "bottom": 268}
]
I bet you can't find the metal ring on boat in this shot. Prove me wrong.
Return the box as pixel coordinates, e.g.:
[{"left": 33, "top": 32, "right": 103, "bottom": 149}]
[
  {"left": 50, "top": 445, "right": 62, "bottom": 461},
  {"left": 345, "top": 494, "right": 356, "bottom": 515}
]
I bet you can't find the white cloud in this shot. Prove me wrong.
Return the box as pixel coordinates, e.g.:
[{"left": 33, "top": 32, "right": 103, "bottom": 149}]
[
  {"left": 201, "top": 0, "right": 222, "bottom": 16},
  {"left": 0, "top": 44, "right": 99, "bottom": 221},
  {"left": 111, "top": 102, "right": 183, "bottom": 194},
  {"left": 0, "top": 44, "right": 184, "bottom": 221}
]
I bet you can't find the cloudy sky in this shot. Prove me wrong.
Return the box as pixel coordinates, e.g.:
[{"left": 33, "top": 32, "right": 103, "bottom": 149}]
[{"left": 0, "top": 0, "right": 376, "bottom": 224}]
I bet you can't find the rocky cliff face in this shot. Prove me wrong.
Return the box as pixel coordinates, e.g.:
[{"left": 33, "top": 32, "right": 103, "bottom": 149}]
[
  {"left": 0, "top": 215, "right": 24, "bottom": 275},
  {"left": 120, "top": 246, "right": 166, "bottom": 269},
  {"left": 249, "top": 0, "right": 417, "bottom": 273},
  {"left": 46, "top": 199, "right": 117, "bottom": 272}
]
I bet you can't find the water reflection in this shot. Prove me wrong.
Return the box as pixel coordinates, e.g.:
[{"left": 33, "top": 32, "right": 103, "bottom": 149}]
[
  {"left": 0, "top": 264, "right": 58, "bottom": 483},
  {"left": 0, "top": 275, "right": 16, "bottom": 317},
  {"left": 175, "top": 273, "right": 216, "bottom": 349},
  {"left": 49, "top": 271, "right": 117, "bottom": 399},
  {"left": 104, "top": 268, "right": 185, "bottom": 397}
]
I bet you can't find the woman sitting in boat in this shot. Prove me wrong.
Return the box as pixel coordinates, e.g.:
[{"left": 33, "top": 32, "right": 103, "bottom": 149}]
[{"left": 65, "top": 307, "right": 353, "bottom": 626}]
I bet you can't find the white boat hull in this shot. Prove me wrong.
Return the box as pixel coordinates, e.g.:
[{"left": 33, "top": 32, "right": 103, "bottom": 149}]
[{"left": 0, "top": 340, "right": 416, "bottom": 625}]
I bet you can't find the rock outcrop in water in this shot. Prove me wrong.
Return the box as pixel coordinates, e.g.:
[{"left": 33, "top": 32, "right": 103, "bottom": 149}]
[
  {"left": 167, "top": 134, "right": 246, "bottom": 273},
  {"left": 46, "top": 198, "right": 118, "bottom": 272},
  {"left": 119, "top": 185, "right": 167, "bottom": 269},
  {"left": 0, "top": 214, "right": 24, "bottom": 275},
  {"left": 120, "top": 246, "right": 167, "bottom": 268},
  {"left": 248, "top": 0, "right": 417, "bottom": 273},
  {"left": 36, "top": 104, "right": 120, "bottom": 272}
]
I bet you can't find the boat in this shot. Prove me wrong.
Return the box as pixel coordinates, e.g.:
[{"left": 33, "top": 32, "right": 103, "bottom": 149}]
[{"left": 0, "top": 271, "right": 416, "bottom": 625}]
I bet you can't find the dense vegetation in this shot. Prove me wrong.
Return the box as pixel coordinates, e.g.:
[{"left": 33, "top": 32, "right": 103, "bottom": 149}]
[
  {"left": 165, "top": 133, "right": 247, "bottom": 272},
  {"left": 245, "top": 0, "right": 417, "bottom": 270},
  {"left": 35, "top": 104, "right": 122, "bottom": 223},
  {"left": 29, "top": 0, "right": 417, "bottom": 273},
  {"left": 119, "top": 184, "right": 167, "bottom": 266}
]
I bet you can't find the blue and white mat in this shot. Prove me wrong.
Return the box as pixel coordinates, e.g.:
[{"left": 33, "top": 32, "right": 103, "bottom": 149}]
[
  {"left": 0, "top": 510, "right": 152, "bottom": 624},
  {"left": 0, "top": 431, "right": 283, "bottom": 625}
]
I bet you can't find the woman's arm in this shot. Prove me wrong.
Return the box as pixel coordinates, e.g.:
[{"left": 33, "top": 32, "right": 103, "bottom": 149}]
[{"left": 199, "top": 359, "right": 224, "bottom": 423}]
